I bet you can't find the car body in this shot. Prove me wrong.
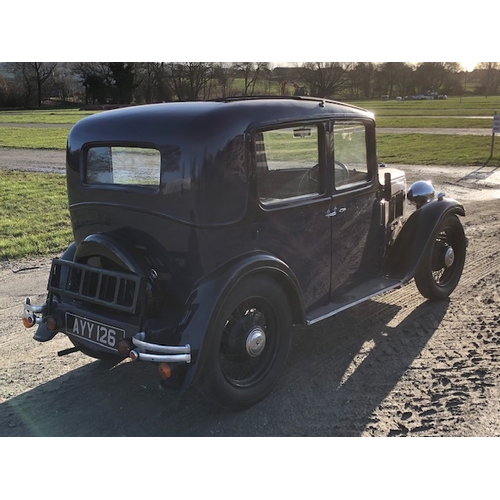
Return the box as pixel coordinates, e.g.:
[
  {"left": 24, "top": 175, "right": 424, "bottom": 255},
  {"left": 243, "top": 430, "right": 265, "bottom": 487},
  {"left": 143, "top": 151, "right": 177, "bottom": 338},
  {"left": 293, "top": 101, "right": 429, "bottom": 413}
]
[{"left": 23, "top": 97, "right": 467, "bottom": 410}]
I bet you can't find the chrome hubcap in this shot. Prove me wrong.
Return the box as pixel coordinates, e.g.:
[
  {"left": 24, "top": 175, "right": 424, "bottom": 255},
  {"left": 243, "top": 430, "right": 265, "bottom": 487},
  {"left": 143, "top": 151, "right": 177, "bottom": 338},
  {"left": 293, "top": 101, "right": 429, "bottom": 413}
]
[
  {"left": 246, "top": 327, "right": 266, "bottom": 357},
  {"left": 444, "top": 246, "right": 455, "bottom": 268}
]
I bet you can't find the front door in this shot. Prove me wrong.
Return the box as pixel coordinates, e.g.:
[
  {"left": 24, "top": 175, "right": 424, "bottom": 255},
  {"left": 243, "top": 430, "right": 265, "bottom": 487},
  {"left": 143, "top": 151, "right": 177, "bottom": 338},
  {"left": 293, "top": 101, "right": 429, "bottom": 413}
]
[{"left": 328, "top": 119, "right": 380, "bottom": 297}]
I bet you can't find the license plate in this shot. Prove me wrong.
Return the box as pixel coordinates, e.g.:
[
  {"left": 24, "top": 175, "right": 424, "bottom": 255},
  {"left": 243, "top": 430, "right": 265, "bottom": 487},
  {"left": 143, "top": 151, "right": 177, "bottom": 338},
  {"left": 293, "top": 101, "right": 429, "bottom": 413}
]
[{"left": 66, "top": 313, "right": 125, "bottom": 351}]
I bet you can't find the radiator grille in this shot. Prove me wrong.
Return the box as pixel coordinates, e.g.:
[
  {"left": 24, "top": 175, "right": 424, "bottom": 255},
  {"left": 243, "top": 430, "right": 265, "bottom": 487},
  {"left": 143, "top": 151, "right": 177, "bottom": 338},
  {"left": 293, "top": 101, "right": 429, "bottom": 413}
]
[{"left": 48, "top": 259, "right": 143, "bottom": 313}]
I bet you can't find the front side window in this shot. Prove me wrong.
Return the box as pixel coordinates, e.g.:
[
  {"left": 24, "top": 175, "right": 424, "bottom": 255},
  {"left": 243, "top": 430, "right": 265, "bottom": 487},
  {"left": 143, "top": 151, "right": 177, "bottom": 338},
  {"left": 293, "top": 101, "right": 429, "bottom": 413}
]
[
  {"left": 256, "top": 125, "right": 323, "bottom": 205},
  {"left": 86, "top": 146, "right": 161, "bottom": 187},
  {"left": 332, "top": 121, "right": 369, "bottom": 189}
]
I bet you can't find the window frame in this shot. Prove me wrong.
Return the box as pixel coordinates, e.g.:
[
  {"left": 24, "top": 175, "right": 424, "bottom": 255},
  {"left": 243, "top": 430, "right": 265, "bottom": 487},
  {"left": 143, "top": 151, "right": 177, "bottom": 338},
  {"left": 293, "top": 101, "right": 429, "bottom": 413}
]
[
  {"left": 83, "top": 142, "right": 162, "bottom": 193},
  {"left": 330, "top": 119, "right": 375, "bottom": 193},
  {"left": 251, "top": 121, "right": 331, "bottom": 209}
]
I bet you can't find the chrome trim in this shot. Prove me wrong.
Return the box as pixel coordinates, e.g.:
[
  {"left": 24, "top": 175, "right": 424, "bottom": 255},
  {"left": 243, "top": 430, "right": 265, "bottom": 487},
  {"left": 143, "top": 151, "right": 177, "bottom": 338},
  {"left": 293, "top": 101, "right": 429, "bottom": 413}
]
[
  {"left": 130, "top": 331, "right": 191, "bottom": 363},
  {"left": 307, "top": 281, "right": 403, "bottom": 326},
  {"left": 408, "top": 180, "right": 435, "bottom": 208},
  {"left": 23, "top": 297, "right": 45, "bottom": 325}
]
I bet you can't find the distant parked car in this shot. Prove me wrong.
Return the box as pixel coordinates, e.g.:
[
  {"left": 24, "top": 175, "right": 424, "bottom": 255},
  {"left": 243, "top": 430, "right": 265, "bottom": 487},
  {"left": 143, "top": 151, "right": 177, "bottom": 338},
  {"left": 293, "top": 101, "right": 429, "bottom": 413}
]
[{"left": 23, "top": 97, "right": 467, "bottom": 410}]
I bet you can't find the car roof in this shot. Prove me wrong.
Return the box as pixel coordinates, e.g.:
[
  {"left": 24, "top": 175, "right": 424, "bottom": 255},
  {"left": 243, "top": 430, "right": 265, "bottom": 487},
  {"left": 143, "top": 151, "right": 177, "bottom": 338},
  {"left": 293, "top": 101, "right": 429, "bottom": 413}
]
[{"left": 68, "top": 97, "right": 375, "bottom": 150}]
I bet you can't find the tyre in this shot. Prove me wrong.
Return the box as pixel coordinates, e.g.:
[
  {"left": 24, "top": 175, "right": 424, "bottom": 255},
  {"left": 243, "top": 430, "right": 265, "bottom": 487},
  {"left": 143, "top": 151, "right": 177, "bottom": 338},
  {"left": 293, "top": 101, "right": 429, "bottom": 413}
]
[
  {"left": 414, "top": 214, "right": 466, "bottom": 300},
  {"left": 199, "top": 275, "right": 293, "bottom": 411}
]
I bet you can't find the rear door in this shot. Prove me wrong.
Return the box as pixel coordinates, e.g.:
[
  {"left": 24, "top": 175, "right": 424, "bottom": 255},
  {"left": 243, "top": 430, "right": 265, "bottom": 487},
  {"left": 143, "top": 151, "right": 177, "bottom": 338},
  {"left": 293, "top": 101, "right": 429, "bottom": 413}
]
[{"left": 253, "top": 123, "right": 333, "bottom": 312}]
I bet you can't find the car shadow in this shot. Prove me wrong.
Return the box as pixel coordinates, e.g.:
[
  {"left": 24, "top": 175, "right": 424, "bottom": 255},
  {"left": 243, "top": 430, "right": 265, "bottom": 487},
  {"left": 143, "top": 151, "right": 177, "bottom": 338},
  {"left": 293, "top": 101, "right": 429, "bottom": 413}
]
[{"left": 0, "top": 294, "right": 449, "bottom": 437}]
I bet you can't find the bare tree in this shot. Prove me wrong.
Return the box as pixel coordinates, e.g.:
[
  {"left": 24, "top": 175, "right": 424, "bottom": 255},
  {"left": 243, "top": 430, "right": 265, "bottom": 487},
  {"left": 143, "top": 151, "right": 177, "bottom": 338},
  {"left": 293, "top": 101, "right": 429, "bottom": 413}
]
[
  {"left": 234, "top": 62, "right": 270, "bottom": 96},
  {"left": 476, "top": 63, "right": 500, "bottom": 96},
  {"left": 165, "top": 62, "right": 214, "bottom": 101},
  {"left": 7, "top": 62, "right": 58, "bottom": 107},
  {"left": 349, "top": 62, "right": 377, "bottom": 98},
  {"left": 298, "top": 62, "right": 353, "bottom": 98},
  {"left": 136, "top": 63, "right": 173, "bottom": 103},
  {"left": 377, "top": 62, "right": 414, "bottom": 98},
  {"left": 213, "top": 63, "right": 237, "bottom": 98}
]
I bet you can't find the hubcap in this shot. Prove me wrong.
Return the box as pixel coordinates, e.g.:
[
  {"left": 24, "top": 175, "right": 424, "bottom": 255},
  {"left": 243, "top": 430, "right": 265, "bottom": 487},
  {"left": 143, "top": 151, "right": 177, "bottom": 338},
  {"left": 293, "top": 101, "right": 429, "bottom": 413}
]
[
  {"left": 246, "top": 327, "right": 266, "bottom": 357},
  {"left": 444, "top": 246, "right": 455, "bottom": 268}
]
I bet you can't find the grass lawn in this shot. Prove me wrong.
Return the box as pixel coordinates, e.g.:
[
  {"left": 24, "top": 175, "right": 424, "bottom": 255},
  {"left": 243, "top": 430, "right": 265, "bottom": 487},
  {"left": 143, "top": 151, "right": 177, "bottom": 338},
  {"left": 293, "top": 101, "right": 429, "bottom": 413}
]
[
  {"left": 0, "top": 171, "right": 72, "bottom": 260},
  {"left": 377, "top": 133, "right": 500, "bottom": 166},
  {"left": 0, "top": 127, "right": 69, "bottom": 149},
  {"left": 0, "top": 109, "right": 95, "bottom": 124}
]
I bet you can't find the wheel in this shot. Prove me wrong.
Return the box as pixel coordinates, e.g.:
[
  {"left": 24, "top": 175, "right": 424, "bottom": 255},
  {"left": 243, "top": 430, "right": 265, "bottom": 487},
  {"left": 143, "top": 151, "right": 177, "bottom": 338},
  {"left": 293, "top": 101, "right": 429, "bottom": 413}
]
[
  {"left": 199, "top": 275, "right": 292, "bottom": 411},
  {"left": 414, "top": 214, "right": 466, "bottom": 300}
]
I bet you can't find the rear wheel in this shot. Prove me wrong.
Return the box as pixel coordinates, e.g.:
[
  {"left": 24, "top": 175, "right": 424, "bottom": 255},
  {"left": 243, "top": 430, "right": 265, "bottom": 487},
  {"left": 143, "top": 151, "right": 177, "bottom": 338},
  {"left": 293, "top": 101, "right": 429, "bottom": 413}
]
[
  {"left": 199, "top": 275, "right": 292, "bottom": 411},
  {"left": 414, "top": 214, "right": 466, "bottom": 300}
]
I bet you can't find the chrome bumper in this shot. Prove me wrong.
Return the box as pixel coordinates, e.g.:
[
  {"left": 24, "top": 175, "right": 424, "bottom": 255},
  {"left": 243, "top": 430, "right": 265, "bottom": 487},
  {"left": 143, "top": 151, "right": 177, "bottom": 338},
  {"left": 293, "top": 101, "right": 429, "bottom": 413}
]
[
  {"left": 23, "top": 297, "right": 191, "bottom": 364},
  {"left": 23, "top": 297, "right": 45, "bottom": 327},
  {"left": 130, "top": 331, "right": 191, "bottom": 364}
]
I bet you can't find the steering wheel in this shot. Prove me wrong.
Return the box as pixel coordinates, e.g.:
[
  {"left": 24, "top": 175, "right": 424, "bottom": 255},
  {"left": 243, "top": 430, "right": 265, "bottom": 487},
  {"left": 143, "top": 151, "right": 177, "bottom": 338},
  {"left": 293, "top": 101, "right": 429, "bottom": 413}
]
[
  {"left": 298, "top": 160, "right": 349, "bottom": 195},
  {"left": 334, "top": 160, "right": 349, "bottom": 186},
  {"left": 297, "top": 164, "right": 320, "bottom": 195}
]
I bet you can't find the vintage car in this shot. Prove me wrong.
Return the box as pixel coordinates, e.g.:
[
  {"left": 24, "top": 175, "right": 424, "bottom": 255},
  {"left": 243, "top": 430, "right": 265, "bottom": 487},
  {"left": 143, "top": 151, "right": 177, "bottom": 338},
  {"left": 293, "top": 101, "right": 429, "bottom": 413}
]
[{"left": 22, "top": 97, "right": 467, "bottom": 410}]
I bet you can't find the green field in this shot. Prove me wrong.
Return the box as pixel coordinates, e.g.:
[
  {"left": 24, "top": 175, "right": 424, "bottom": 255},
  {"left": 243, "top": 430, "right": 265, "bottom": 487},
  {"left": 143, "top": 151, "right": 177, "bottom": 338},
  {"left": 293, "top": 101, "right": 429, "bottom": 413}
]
[
  {"left": 1, "top": 96, "right": 499, "bottom": 157},
  {"left": 1, "top": 97, "right": 499, "bottom": 260},
  {"left": 0, "top": 171, "right": 72, "bottom": 260}
]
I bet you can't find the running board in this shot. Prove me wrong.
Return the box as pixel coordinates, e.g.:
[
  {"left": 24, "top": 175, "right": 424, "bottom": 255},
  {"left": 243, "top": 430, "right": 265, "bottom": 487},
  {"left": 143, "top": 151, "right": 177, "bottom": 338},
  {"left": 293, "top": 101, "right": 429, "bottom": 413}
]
[{"left": 306, "top": 277, "right": 403, "bottom": 326}]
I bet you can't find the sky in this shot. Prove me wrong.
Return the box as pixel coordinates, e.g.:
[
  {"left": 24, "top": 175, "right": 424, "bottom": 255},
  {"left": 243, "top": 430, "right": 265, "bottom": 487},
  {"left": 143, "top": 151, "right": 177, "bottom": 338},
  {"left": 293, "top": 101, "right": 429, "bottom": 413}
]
[{"left": 2, "top": 3, "right": 495, "bottom": 65}]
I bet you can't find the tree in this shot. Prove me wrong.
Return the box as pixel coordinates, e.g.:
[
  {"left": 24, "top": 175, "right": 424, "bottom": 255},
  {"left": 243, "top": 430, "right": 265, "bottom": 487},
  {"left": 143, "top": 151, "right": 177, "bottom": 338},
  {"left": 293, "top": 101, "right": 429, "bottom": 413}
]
[
  {"left": 349, "top": 62, "right": 377, "bottom": 98},
  {"left": 213, "top": 63, "right": 237, "bottom": 98},
  {"left": 165, "top": 62, "right": 214, "bottom": 101},
  {"left": 108, "top": 62, "right": 138, "bottom": 103},
  {"left": 7, "top": 62, "right": 58, "bottom": 107},
  {"left": 136, "top": 62, "right": 173, "bottom": 103},
  {"left": 298, "top": 62, "right": 353, "bottom": 98},
  {"left": 234, "top": 62, "right": 270, "bottom": 96},
  {"left": 72, "top": 63, "right": 113, "bottom": 104},
  {"left": 377, "top": 62, "right": 414, "bottom": 98},
  {"left": 476, "top": 63, "right": 500, "bottom": 96},
  {"left": 413, "top": 62, "right": 463, "bottom": 96}
]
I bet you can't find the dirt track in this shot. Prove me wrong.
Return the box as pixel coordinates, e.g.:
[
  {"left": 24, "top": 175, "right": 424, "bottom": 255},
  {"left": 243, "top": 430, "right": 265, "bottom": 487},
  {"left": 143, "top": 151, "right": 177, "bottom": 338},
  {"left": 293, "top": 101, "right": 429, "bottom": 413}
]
[{"left": 1, "top": 153, "right": 500, "bottom": 436}]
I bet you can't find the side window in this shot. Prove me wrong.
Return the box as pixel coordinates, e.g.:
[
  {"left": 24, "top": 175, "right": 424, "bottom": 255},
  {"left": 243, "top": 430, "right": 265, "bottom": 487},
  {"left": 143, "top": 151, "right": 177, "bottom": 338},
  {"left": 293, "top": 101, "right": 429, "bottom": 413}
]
[
  {"left": 86, "top": 146, "right": 161, "bottom": 187},
  {"left": 332, "top": 121, "right": 369, "bottom": 189},
  {"left": 256, "top": 125, "right": 323, "bottom": 205}
]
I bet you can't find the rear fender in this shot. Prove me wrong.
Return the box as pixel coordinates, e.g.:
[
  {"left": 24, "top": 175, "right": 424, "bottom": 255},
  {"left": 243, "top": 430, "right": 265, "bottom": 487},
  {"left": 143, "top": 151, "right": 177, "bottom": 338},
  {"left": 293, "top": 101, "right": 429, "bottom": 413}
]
[
  {"left": 176, "top": 252, "right": 305, "bottom": 390},
  {"left": 383, "top": 197, "right": 465, "bottom": 281}
]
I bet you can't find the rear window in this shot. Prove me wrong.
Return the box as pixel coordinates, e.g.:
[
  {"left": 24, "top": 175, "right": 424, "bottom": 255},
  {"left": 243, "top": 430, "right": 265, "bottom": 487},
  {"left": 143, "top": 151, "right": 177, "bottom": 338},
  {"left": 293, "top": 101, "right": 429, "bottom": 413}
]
[{"left": 86, "top": 146, "right": 161, "bottom": 186}]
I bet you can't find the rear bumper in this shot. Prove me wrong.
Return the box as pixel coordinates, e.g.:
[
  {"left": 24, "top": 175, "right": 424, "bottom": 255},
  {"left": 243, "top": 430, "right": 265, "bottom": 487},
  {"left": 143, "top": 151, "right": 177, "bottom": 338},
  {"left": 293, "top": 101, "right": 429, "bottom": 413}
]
[
  {"left": 23, "top": 297, "right": 191, "bottom": 365},
  {"left": 130, "top": 331, "right": 191, "bottom": 363}
]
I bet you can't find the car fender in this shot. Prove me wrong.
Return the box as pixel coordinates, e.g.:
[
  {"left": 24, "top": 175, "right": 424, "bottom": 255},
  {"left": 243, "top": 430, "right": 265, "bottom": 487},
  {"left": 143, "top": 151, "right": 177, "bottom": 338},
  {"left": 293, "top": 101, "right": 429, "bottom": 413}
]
[
  {"left": 176, "top": 251, "right": 305, "bottom": 390},
  {"left": 383, "top": 197, "right": 465, "bottom": 281}
]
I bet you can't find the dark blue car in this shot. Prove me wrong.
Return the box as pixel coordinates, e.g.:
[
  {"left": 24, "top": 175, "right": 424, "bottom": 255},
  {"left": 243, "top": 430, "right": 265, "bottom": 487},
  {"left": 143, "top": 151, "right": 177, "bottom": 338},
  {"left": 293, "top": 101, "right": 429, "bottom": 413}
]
[{"left": 23, "top": 97, "right": 467, "bottom": 410}]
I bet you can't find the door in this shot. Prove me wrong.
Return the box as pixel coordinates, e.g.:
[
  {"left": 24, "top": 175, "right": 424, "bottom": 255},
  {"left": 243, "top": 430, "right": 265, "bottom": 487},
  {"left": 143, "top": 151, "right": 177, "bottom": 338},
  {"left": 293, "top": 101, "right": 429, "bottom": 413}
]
[
  {"left": 328, "top": 119, "right": 381, "bottom": 297},
  {"left": 253, "top": 124, "right": 333, "bottom": 312}
]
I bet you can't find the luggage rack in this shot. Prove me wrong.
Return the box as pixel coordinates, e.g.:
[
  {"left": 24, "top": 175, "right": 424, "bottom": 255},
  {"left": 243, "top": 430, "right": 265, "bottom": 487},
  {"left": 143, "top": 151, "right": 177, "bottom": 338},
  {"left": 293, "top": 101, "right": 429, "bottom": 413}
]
[{"left": 48, "top": 259, "right": 143, "bottom": 313}]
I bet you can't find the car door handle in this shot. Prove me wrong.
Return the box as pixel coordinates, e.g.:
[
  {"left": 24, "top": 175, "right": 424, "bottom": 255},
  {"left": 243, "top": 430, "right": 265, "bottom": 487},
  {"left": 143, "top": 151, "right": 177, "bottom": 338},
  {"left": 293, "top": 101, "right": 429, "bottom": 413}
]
[{"left": 326, "top": 207, "right": 346, "bottom": 218}]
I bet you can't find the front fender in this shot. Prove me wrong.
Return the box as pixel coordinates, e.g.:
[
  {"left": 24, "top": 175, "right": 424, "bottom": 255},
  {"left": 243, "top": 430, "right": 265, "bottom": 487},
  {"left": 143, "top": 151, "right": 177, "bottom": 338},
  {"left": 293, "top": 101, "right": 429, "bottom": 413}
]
[
  {"left": 383, "top": 197, "right": 465, "bottom": 281},
  {"left": 175, "top": 252, "right": 305, "bottom": 390}
]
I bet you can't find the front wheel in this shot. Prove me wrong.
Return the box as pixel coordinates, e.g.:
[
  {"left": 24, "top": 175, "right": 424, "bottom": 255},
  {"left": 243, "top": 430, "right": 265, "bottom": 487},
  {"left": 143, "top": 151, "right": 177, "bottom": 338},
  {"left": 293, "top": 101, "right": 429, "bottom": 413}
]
[
  {"left": 199, "top": 275, "right": 292, "bottom": 411},
  {"left": 414, "top": 214, "right": 466, "bottom": 300}
]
